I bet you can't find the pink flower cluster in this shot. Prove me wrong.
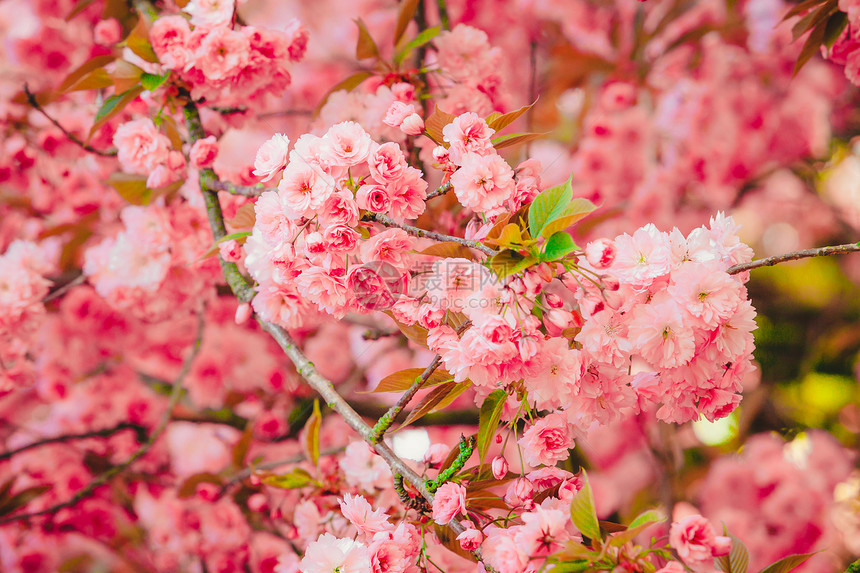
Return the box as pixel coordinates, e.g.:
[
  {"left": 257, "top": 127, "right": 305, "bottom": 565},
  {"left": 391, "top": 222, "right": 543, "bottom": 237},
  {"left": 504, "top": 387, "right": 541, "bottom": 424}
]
[
  {"left": 245, "top": 122, "right": 430, "bottom": 325},
  {"left": 0, "top": 241, "right": 53, "bottom": 394},
  {"left": 437, "top": 112, "right": 540, "bottom": 217},
  {"left": 698, "top": 431, "right": 856, "bottom": 573},
  {"left": 83, "top": 202, "right": 218, "bottom": 321},
  {"left": 149, "top": 9, "right": 307, "bottom": 106},
  {"left": 431, "top": 24, "right": 509, "bottom": 115},
  {"left": 295, "top": 495, "right": 421, "bottom": 573},
  {"left": 113, "top": 118, "right": 187, "bottom": 188}
]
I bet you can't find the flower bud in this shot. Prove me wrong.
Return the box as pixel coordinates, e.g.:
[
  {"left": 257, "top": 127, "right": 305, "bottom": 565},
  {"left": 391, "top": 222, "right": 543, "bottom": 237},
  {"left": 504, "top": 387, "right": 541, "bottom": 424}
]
[
  {"left": 543, "top": 292, "right": 563, "bottom": 308},
  {"left": 492, "top": 456, "right": 509, "bottom": 480},
  {"left": 234, "top": 302, "right": 252, "bottom": 325},
  {"left": 400, "top": 113, "right": 425, "bottom": 136},
  {"left": 503, "top": 476, "right": 535, "bottom": 507},
  {"left": 585, "top": 238, "right": 617, "bottom": 269}
]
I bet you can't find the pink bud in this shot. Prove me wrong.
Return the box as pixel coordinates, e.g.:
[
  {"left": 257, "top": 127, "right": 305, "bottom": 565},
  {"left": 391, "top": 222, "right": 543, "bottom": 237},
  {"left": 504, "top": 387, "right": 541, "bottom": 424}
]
[
  {"left": 602, "top": 274, "right": 620, "bottom": 291},
  {"left": 503, "top": 476, "right": 535, "bottom": 507},
  {"left": 585, "top": 238, "right": 617, "bottom": 269},
  {"left": 195, "top": 482, "right": 219, "bottom": 501},
  {"left": 383, "top": 101, "right": 415, "bottom": 129},
  {"left": 544, "top": 308, "right": 574, "bottom": 336},
  {"left": 543, "top": 292, "right": 563, "bottom": 308},
  {"left": 247, "top": 493, "right": 269, "bottom": 512},
  {"left": 495, "top": 433, "right": 503, "bottom": 444},
  {"left": 491, "top": 456, "right": 509, "bottom": 480},
  {"left": 400, "top": 113, "right": 425, "bottom": 136},
  {"left": 456, "top": 523, "right": 484, "bottom": 550},
  {"left": 94, "top": 18, "right": 122, "bottom": 46},
  {"left": 235, "top": 302, "right": 252, "bottom": 325}
]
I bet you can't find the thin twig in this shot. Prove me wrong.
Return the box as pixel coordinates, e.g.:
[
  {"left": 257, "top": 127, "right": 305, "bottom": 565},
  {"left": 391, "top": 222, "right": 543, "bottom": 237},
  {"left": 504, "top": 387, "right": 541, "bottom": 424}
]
[
  {"left": 0, "top": 422, "right": 147, "bottom": 463},
  {"left": 0, "top": 312, "right": 205, "bottom": 525},
  {"left": 425, "top": 181, "right": 452, "bottom": 201},
  {"left": 42, "top": 273, "right": 86, "bottom": 303},
  {"left": 365, "top": 212, "right": 498, "bottom": 256},
  {"left": 726, "top": 242, "right": 860, "bottom": 275},
  {"left": 23, "top": 84, "right": 117, "bottom": 157},
  {"left": 218, "top": 446, "right": 344, "bottom": 496},
  {"left": 369, "top": 320, "right": 471, "bottom": 443},
  {"left": 207, "top": 180, "right": 269, "bottom": 198}
]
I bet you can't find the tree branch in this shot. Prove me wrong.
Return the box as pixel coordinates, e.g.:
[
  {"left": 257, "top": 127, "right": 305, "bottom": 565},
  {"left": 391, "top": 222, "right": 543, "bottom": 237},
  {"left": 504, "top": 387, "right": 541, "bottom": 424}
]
[
  {"left": 726, "top": 242, "right": 860, "bottom": 275},
  {"left": 364, "top": 212, "right": 497, "bottom": 256},
  {"left": 184, "top": 99, "right": 480, "bottom": 556},
  {"left": 368, "top": 320, "right": 470, "bottom": 443},
  {"left": 0, "top": 311, "right": 205, "bottom": 525},
  {"left": 23, "top": 84, "right": 118, "bottom": 157},
  {"left": 207, "top": 179, "right": 269, "bottom": 198},
  {"left": 0, "top": 422, "right": 147, "bottom": 463},
  {"left": 425, "top": 181, "right": 452, "bottom": 201}
]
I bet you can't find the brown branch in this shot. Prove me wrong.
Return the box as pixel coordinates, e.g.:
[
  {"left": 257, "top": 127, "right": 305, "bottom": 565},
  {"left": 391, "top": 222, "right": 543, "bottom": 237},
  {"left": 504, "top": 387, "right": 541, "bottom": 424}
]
[
  {"left": 425, "top": 182, "right": 452, "bottom": 201},
  {"left": 42, "top": 273, "right": 86, "bottom": 304},
  {"left": 218, "top": 446, "right": 345, "bottom": 496},
  {"left": 364, "top": 212, "right": 498, "bottom": 256},
  {"left": 0, "top": 312, "right": 205, "bottom": 525},
  {"left": 23, "top": 84, "right": 118, "bottom": 157},
  {"left": 726, "top": 242, "right": 860, "bottom": 275},
  {"left": 368, "top": 320, "right": 471, "bottom": 443},
  {"left": 207, "top": 179, "right": 269, "bottom": 198},
  {"left": 0, "top": 423, "right": 147, "bottom": 462}
]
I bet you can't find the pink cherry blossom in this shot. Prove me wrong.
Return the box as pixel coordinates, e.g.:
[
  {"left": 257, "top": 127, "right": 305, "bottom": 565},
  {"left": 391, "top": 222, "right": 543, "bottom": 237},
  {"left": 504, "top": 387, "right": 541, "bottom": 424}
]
[
  {"left": 431, "top": 481, "right": 467, "bottom": 525},
  {"left": 253, "top": 134, "right": 290, "bottom": 182}
]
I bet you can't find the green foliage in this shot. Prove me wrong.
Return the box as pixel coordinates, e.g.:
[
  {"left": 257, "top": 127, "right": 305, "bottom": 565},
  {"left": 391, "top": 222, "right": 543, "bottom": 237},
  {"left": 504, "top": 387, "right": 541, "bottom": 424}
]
[{"left": 476, "top": 389, "right": 506, "bottom": 465}]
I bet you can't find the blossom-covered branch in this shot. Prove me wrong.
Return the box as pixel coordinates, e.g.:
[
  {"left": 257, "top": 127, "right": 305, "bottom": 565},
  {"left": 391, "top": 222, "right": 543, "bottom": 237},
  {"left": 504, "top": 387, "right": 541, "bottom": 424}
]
[
  {"left": 23, "top": 84, "right": 117, "bottom": 157},
  {"left": 364, "top": 211, "right": 498, "bottom": 256},
  {"left": 0, "top": 312, "right": 204, "bottom": 525},
  {"left": 0, "top": 422, "right": 147, "bottom": 462},
  {"left": 726, "top": 242, "right": 860, "bottom": 275}
]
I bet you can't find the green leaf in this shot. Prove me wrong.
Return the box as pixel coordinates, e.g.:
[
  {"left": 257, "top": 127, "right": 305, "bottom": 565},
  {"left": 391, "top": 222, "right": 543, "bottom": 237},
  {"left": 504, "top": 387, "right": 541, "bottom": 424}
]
[
  {"left": 486, "top": 101, "right": 536, "bottom": 132},
  {"left": 262, "top": 468, "right": 315, "bottom": 489},
  {"left": 140, "top": 71, "right": 170, "bottom": 92},
  {"left": 393, "top": 0, "right": 420, "bottom": 44},
  {"left": 58, "top": 54, "right": 116, "bottom": 92},
  {"left": 304, "top": 399, "right": 321, "bottom": 466},
  {"left": 395, "top": 26, "right": 441, "bottom": 65},
  {"left": 549, "top": 560, "right": 592, "bottom": 573},
  {"left": 756, "top": 553, "right": 815, "bottom": 573},
  {"left": 424, "top": 106, "right": 457, "bottom": 145},
  {"left": 491, "top": 132, "right": 545, "bottom": 150},
  {"left": 607, "top": 515, "right": 663, "bottom": 547},
  {"left": 715, "top": 533, "right": 750, "bottom": 573},
  {"left": 371, "top": 367, "right": 453, "bottom": 393},
  {"left": 542, "top": 231, "right": 578, "bottom": 261},
  {"left": 823, "top": 10, "right": 848, "bottom": 48},
  {"left": 539, "top": 197, "right": 598, "bottom": 238},
  {"left": 105, "top": 173, "right": 151, "bottom": 205},
  {"left": 529, "top": 177, "right": 573, "bottom": 239},
  {"left": 355, "top": 18, "right": 380, "bottom": 60},
  {"left": 476, "top": 389, "right": 506, "bottom": 465},
  {"left": 418, "top": 241, "right": 476, "bottom": 260},
  {"left": 232, "top": 425, "right": 254, "bottom": 467},
  {"left": 0, "top": 485, "right": 52, "bottom": 517},
  {"left": 124, "top": 16, "right": 159, "bottom": 63},
  {"left": 782, "top": 0, "right": 830, "bottom": 21},
  {"left": 628, "top": 508, "right": 664, "bottom": 530},
  {"left": 570, "top": 470, "right": 601, "bottom": 542},
  {"left": 489, "top": 250, "right": 539, "bottom": 279},
  {"left": 399, "top": 381, "right": 472, "bottom": 427},
  {"left": 89, "top": 85, "right": 144, "bottom": 139}
]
